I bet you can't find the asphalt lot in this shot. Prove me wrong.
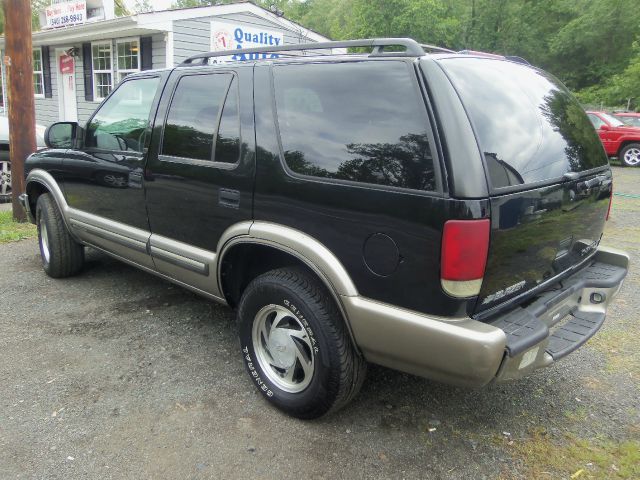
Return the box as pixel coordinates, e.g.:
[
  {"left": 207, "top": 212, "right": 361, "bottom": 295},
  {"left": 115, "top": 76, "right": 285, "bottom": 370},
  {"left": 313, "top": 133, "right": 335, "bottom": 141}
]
[{"left": 1, "top": 167, "right": 639, "bottom": 479}]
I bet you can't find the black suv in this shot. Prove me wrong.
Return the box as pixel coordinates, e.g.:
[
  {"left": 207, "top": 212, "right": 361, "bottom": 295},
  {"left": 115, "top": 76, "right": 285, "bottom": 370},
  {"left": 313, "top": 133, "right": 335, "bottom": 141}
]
[{"left": 20, "top": 39, "right": 629, "bottom": 419}]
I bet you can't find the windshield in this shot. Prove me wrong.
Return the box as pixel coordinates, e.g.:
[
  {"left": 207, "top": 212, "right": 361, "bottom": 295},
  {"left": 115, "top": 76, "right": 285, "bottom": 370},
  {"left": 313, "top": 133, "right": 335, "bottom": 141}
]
[
  {"left": 600, "top": 112, "right": 625, "bottom": 127},
  {"left": 440, "top": 58, "right": 608, "bottom": 188}
]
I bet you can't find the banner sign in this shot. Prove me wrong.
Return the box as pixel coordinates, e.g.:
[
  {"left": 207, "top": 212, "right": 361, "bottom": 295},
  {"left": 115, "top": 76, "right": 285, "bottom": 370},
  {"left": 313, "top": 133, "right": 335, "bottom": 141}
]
[
  {"left": 45, "top": 1, "right": 87, "bottom": 28},
  {"left": 211, "top": 20, "right": 284, "bottom": 62},
  {"left": 59, "top": 54, "right": 75, "bottom": 74}
]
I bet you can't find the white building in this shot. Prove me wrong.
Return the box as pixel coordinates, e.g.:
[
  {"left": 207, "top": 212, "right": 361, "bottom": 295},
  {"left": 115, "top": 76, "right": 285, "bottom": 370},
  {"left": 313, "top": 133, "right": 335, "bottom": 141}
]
[{"left": 0, "top": 1, "right": 330, "bottom": 127}]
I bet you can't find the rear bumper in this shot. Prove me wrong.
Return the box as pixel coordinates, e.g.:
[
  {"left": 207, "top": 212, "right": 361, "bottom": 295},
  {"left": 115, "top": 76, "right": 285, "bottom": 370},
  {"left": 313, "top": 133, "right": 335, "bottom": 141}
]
[{"left": 344, "top": 246, "right": 629, "bottom": 387}]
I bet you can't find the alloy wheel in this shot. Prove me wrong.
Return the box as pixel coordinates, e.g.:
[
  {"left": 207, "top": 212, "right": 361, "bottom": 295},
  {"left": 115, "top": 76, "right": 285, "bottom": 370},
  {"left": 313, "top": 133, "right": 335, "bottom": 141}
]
[
  {"left": 623, "top": 147, "right": 640, "bottom": 166},
  {"left": 252, "top": 304, "right": 315, "bottom": 393},
  {"left": 0, "top": 161, "right": 11, "bottom": 197}
]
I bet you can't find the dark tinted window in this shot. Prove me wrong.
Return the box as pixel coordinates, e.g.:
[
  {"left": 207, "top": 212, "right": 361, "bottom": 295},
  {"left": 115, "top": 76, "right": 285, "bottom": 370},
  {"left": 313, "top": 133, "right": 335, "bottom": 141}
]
[
  {"left": 273, "top": 62, "right": 436, "bottom": 191},
  {"left": 441, "top": 58, "right": 608, "bottom": 188},
  {"left": 214, "top": 78, "right": 240, "bottom": 164},
  {"left": 86, "top": 77, "right": 160, "bottom": 152},
  {"left": 162, "top": 74, "right": 232, "bottom": 161}
]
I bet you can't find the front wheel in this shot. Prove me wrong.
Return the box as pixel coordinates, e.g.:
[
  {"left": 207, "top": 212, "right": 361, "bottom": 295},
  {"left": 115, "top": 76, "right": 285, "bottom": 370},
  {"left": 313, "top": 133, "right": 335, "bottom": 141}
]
[
  {"left": 36, "top": 193, "right": 84, "bottom": 278},
  {"left": 620, "top": 143, "right": 640, "bottom": 167},
  {"left": 237, "top": 268, "right": 366, "bottom": 419}
]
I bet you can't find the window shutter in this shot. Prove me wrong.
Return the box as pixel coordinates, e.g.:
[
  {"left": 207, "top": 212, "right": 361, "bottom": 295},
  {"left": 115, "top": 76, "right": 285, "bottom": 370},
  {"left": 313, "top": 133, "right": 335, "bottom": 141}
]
[
  {"left": 82, "top": 42, "right": 93, "bottom": 101},
  {"left": 42, "top": 46, "right": 52, "bottom": 98},
  {"left": 140, "top": 36, "right": 153, "bottom": 71}
]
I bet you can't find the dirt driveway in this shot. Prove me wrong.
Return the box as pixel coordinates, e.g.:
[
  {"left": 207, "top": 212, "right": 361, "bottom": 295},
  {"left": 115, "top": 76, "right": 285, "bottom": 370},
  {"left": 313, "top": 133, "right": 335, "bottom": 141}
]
[{"left": 1, "top": 168, "right": 638, "bottom": 479}]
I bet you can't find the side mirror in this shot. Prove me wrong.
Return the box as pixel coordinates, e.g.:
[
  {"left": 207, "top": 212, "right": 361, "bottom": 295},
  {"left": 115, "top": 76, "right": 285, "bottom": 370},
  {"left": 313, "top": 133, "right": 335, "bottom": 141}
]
[
  {"left": 600, "top": 124, "right": 611, "bottom": 131},
  {"left": 44, "top": 121, "right": 80, "bottom": 149}
]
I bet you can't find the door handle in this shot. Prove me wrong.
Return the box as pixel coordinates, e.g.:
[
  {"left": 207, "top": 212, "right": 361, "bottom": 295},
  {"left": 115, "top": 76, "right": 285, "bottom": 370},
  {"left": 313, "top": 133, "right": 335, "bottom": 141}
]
[{"left": 219, "top": 188, "right": 240, "bottom": 209}]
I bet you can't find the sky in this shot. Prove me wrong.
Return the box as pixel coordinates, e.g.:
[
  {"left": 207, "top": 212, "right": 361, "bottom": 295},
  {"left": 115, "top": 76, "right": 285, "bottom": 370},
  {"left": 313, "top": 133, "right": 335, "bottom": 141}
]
[{"left": 123, "top": 0, "right": 175, "bottom": 12}]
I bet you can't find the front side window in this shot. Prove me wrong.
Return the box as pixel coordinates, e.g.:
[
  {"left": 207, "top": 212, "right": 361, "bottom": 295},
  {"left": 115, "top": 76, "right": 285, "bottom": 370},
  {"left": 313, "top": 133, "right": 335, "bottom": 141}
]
[
  {"left": 85, "top": 77, "right": 160, "bottom": 152},
  {"left": 161, "top": 73, "right": 239, "bottom": 163},
  {"left": 273, "top": 61, "right": 436, "bottom": 191},
  {"left": 117, "top": 39, "right": 140, "bottom": 83},
  {"left": 92, "top": 42, "right": 113, "bottom": 100},
  {"left": 33, "top": 48, "right": 44, "bottom": 97}
]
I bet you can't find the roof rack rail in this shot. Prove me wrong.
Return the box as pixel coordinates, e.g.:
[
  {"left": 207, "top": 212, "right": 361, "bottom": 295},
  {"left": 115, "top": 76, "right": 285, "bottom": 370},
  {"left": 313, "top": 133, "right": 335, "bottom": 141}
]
[
  {"left": 180, "top": 38, "right": 426, "bottom": 65},
  {"left": 420, "top": 44, "right": 456, "bottom": 54}
]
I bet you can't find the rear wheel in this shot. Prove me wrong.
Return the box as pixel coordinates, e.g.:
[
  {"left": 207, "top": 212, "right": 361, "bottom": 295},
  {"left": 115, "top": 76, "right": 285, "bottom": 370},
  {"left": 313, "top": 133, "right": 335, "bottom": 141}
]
[
  {"left": 36, "top": 193, "right": 84, "bottom": 278},
  {"left": 620, "top": 143, "right": 640, "bottom": 167},
  {"left": 237, "top": 267, "right": 366, "bottom": 419}
]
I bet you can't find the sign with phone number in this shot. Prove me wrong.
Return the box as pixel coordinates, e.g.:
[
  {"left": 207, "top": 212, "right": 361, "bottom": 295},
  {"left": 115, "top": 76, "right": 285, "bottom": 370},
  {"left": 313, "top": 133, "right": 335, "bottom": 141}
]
[{"left": 45, "top": 1, "right": 86, "bottom": 28}]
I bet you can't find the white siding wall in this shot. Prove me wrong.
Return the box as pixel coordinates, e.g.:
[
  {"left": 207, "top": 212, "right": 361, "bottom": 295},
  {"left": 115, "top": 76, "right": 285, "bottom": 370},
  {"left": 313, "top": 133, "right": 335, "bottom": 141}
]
[
  {"left": 0, "top": 47, "right": 59, "bottom": 127},
  {"left": 172, "top": 12, "right": 316, "bottom": 65}
]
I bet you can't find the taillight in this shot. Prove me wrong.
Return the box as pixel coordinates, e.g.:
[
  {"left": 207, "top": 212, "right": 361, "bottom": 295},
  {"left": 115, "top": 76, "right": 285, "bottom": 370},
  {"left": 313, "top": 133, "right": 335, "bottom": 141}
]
[
  {"left": 441, "top": 219, "right": 490, "bottom": 297},
  {"left": 606, "top": 184, "right": 613, "bottom": 221}
]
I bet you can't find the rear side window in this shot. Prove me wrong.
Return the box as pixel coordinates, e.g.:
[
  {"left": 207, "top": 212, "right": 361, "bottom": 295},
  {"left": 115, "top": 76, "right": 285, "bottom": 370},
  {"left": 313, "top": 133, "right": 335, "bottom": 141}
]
[
  {"left": 440, "top": 58, "right": 607, "bottom": 188},
  {"left": 162, "top": 73, "right": 240, "bottom": 163},
  {"left": 273, "top": 62, "right": 436, "bottom": 191}
]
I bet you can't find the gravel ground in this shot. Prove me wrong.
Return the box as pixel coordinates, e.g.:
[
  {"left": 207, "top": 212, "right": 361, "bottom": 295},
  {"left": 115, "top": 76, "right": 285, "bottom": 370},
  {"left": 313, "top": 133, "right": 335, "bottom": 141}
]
[{"left": 1, "top": 167, "right": 638, "bottom": 479}]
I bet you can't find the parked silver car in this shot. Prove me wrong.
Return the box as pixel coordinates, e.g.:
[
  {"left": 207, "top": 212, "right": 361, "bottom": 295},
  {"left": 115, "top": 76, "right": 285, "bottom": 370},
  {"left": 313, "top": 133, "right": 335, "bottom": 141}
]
[{"left": 0, "top": 117, "right": 46, "bottom": 202}]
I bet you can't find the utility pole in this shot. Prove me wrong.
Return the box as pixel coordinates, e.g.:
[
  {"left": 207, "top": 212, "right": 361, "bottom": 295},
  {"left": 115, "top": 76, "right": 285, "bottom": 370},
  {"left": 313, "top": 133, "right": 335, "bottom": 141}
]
[{"left": 3, "top": 0, "right": 36, "bottom": 222}]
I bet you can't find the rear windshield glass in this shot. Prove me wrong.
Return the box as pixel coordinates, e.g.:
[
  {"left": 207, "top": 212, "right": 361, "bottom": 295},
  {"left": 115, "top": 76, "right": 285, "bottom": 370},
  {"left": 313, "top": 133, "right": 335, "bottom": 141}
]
[{"left": 440, "top": 58, "right": 607, "bottom": 188}]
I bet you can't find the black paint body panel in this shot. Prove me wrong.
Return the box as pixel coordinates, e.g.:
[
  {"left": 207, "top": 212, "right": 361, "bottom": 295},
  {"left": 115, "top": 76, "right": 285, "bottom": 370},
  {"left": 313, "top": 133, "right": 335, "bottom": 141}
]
[
  {"left": 23, "top": 55, "right": 614, "bottom": 322},
  {"left": 144, "top": 64, "right": 255, "bottom": 251}
]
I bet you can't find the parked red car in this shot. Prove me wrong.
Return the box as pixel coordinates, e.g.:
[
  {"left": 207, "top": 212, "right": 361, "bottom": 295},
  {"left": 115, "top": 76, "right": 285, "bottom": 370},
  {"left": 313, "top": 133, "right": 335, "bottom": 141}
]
[
  {"left": 614, "top": 111, "right": 640, "bottom": 128},
  {"left": 587, "top": 111, "right": 640, "bottom": 166}
]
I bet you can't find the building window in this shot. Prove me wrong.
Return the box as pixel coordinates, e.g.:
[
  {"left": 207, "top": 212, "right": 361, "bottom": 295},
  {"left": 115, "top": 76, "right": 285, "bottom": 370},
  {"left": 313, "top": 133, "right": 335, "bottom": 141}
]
[
  {"left": 92, "top": 42, "right": 113, "bottom": 101},
  {"left": 116, "top": 38, "right": 140, "bottom": 82},
  {"left": 33, "top": 48, "right": 44, "bottom": 98}
]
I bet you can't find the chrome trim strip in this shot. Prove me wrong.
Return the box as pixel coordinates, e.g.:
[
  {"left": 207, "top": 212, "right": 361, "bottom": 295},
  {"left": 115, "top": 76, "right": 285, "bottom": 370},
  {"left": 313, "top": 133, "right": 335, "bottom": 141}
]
[
  {"left": 69, "top": 208, "right": 150, "bottom": 245},
  {"left": 70, "top": 218, "right": 148, "bottom": 254},
  {"left": 149, "top": 233, "right": 219, "bottom": 295},
  {"left": 149, "top": 245, "right": 208, "bottom": 275},
  {"left": 88, "top": 242, "right": 227, "bottom": 305}
]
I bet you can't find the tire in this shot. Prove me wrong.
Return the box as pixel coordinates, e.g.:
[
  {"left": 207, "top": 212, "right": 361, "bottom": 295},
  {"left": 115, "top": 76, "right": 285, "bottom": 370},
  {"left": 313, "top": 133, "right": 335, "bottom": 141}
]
[
  {"left": 619, "top": 143, "right": 640, "bottom": 167},
  {"left": 35, "top": 193, "right": 84, "bottom": 278},
  {"left": 0, "top": 159, "right": 11, "bottom": 203},
  {"left": 237, "top": 267, "right": 366, "bottom": 419}
]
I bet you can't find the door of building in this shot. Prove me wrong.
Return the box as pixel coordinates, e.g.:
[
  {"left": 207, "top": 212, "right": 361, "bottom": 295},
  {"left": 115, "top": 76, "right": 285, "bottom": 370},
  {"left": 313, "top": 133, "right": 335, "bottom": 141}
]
[{"left": 56, "top": 49, "right": 78, "bottom": 122}]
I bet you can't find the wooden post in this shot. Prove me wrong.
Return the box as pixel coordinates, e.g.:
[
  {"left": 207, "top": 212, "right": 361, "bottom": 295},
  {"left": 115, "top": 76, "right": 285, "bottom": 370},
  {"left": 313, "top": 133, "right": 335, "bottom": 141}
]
[{"left": 3, "top": 0, "right": 36, "bottom": 222}]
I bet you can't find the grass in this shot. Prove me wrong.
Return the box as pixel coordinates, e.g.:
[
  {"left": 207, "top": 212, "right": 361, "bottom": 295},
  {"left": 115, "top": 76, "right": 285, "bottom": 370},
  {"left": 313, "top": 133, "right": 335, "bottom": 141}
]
[
  {"left": 587, "top": 322, "right": 640, "bottom": 384},
  {"left": 0, "top": 210, "right": 37, "bottom": 243},
  {"left": 505, "top": 428, "right": 640, "bottom": 479}
]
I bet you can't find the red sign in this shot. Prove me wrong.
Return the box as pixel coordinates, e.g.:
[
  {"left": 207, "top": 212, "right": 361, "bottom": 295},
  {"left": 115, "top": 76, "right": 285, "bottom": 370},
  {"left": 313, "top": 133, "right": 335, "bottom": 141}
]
[{"left": 59, "top": 54, "right": 74, "bottom": 74}]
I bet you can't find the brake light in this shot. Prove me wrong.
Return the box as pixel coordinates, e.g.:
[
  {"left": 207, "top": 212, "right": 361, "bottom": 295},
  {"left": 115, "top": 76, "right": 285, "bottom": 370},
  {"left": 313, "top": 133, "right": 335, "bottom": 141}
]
[
  {"left": 441, "top": 219, "right": 490, "bottom": 297},
  {"left": 606, "top": 184, "right": 613, "bottom": 221}
]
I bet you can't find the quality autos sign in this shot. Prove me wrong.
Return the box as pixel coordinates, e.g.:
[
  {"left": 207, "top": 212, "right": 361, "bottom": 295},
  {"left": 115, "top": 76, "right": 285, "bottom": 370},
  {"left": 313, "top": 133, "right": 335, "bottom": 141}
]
[
  {"left": 45, "top": 1, "right": 86, "bottom": 28},
  {"left": 211, "top": 21, "right": 284, "bottom": 62}
]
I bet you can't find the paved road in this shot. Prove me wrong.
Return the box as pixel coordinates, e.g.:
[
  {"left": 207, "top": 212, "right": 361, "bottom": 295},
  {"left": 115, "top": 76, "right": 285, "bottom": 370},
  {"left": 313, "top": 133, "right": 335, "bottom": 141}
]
[{"left": 1, "top": 168, "right": 638, "bottom": 479}]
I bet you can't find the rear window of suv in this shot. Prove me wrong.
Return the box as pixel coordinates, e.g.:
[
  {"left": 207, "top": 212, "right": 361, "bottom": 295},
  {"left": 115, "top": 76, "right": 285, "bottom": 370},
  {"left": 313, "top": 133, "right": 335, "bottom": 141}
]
[
  {"left": 273, "top": 61, "right": 437, "bottom": 191},
  {"left": 440, "top": 58, "right": 608, "bottom": 189}
]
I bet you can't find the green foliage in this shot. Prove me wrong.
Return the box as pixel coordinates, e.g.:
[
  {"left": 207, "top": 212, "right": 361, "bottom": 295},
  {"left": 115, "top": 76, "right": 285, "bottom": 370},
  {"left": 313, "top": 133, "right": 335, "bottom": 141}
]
[{"left": 3, "top": 0, "right": 637, "bottom": 108}]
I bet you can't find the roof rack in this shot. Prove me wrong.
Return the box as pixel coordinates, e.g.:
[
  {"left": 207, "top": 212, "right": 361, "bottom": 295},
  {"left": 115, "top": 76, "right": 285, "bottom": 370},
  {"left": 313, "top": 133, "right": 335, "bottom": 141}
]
[
  {"left": 420, "top": 43, "right": 456, "bottom": 54},
  {"left": 180, "top": 38, "right": 427, "bottom": 65}
]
